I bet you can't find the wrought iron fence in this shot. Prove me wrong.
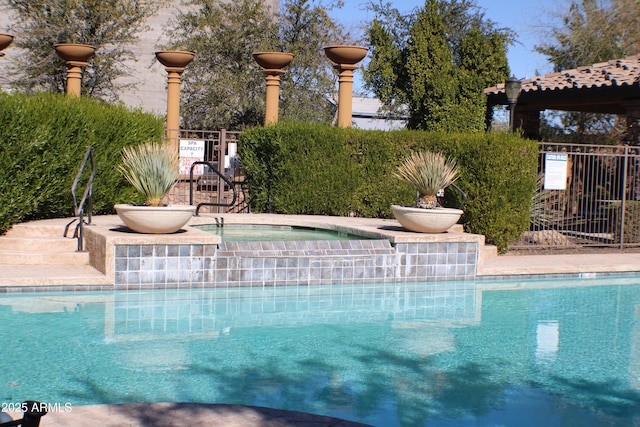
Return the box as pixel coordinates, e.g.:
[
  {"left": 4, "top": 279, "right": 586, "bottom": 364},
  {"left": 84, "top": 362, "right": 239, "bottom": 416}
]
[
  {"left": 164, "top": 129, "right": 249, "bottom": 213},
  {"left": 512, "top": 142, "right": 640, "bottom": 250}
]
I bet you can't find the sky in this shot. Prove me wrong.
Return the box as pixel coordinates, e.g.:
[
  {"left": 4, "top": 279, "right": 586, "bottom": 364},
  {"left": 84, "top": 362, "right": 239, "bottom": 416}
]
[{"left": 332, "top": 0, "right": 563, "bottom": 86}]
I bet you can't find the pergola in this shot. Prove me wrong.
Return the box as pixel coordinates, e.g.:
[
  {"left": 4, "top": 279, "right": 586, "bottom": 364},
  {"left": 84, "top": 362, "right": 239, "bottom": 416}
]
[{"left": 484, "top": 54, "right": 640, "bottom": 144}]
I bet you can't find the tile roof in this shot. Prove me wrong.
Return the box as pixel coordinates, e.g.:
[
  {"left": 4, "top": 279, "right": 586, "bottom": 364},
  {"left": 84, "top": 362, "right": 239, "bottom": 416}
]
[{"left": 485, "top": 54, "right": 640, "bottom": 97}]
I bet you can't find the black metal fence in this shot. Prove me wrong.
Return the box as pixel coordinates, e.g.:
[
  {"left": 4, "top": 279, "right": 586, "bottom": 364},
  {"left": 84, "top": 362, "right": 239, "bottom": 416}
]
[
  {"left": 164, "top": 129, "right": 249, "bottom": 214},
  {"left": 512, "top": 142, "right": 640, "bottom": 250}
]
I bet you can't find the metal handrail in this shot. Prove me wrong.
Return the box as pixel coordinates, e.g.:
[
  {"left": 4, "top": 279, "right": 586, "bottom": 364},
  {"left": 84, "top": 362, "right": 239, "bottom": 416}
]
[
  {"left": 189, "top": 161, "right": 237, "bottom": 215},
  {"left": 63, "top": 147, "right": 96, "bottom": 251}
]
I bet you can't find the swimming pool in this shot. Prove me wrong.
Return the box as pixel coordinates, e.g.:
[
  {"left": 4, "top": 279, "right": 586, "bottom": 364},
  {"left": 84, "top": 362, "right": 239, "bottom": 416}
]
[
  {"left": 2, "top": 277, "right": 640, "bottom": 426},
  {"left": 193, "top": 223, "right": 368, "bottom": 241}
]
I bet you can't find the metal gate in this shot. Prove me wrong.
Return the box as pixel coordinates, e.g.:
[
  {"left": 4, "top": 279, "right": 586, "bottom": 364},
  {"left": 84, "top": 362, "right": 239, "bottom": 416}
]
[
  {"left": 163, "top": 129, "right": 249, "bottom": 213},
  {"left": 512, "top": 142, "right": 640, "bottom": 250}
]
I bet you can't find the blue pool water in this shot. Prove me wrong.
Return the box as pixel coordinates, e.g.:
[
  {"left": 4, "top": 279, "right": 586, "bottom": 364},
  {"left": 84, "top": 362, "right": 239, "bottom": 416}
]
[
  {"left": 193, "top": 224, "right": 367, "bottom": 241},
  {"left": 2, "top": 277, "right": 640, "bottom": 426}
]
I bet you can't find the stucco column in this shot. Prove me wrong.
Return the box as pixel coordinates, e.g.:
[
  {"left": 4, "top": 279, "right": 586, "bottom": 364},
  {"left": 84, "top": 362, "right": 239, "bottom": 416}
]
[
  {"left": 323, "top": 46, "right": 368, "bottom": 128},
  {"left": 514, "top": 109, "right": 542, "bottom": 141},
  {"left": 155, "top": 51, "right": 195, "bottom": 149},
  {"left": 334, "top": 64, "right": 358, "bottom": 127},
  {"left": 262, "top": 70, "right": 286, "bottom": 125},
  {"left": 54, "top": 44, "right": 96, "bottom": 98},
  {"left": 253, "top": 52, "right": 293, "bottom": 126}
]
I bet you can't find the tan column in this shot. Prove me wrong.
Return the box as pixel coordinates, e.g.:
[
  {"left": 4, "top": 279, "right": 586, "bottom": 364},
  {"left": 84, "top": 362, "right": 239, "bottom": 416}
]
[
  {"left": 54, "top": 44, "right": 95, "bottom": 98},
  {"left": 263, "top": 70, "right": 285, "bottom": 125},
  {"left": 165, "top": 67, "right": 185, "bottom": 143},
  {"left": 64, "top": 61, "right": 88, "bottom": 98},
  {"left": 155, "top": 51, "right": 195, "bottom": 151},
  {"left": 253, "top": 52, "right": 293, "bottom": 126},
  {"left": 335, "top": 64, "right": 358, "bottom": 128},
  {"left": 323, "top": 46, "right": 368, "bottom": 128}
]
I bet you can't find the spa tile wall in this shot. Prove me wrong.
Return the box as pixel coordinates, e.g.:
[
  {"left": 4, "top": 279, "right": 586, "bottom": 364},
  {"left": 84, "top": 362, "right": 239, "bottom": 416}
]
[{"left": 113, "top": 240, "right": 479, "bottom": 290}]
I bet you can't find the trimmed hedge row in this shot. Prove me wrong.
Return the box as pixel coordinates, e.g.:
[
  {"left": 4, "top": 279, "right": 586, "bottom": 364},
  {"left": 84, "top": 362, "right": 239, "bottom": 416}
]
[
  {"left": 0, "top": 92, "right": 164, "bottom": 234},
  {"left": 239, "top": 122, "right": 538, "bottom": 252}
]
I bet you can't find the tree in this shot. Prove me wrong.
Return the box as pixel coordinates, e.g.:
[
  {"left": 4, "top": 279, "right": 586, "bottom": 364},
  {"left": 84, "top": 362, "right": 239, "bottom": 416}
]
[
  {"left": 534, "top": 0, "right": 640, "bottom": 143},
  {"left": 165, "top": 0, "right": 350, "bottom": 130},
  {"left": 363, "top": 0, "right": 511, "bottom": 132},
  {"left": 3, "top": 0, "right": 164, "bottom": 101}
]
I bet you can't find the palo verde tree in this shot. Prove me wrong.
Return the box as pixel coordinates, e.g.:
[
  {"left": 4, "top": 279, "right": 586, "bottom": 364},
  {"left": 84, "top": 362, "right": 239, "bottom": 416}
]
[
  {"left": 535, "top": 0, "right": 640, "bottom": 143},
  {"left": 363, "top": 0, "right": 512, "bottom": 132},
  {"left": 3, "top": 0, "right": 165, "bottom": 101},
  {"left": 165, "top": 0, "right": 350, "bottom": 130}
]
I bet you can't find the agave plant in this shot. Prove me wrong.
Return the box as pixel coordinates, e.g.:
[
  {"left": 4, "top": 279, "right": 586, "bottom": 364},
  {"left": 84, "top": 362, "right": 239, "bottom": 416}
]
[
  {"left": 118, "top": 141, "right": 180, "bottom": 206},
  {"left": 394, "top": 151, "right": 459, "bottom": 209}
]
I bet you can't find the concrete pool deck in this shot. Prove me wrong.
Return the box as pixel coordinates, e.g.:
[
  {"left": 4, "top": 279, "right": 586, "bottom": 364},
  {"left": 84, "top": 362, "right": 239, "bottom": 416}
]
[
  {"left": 1, "top": 213, "right": 639, "bottom": 287},
  {"left": 1, "top": 214, "right": 639, "bottom": 426}
]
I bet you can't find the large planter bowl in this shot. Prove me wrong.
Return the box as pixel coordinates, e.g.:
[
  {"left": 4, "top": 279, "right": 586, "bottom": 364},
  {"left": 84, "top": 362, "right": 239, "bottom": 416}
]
[
  {"left": 252, "top": 52, "right": 294, "bottom": 69},
  {"left": 54, "top": 43, "right": 96, "bottom": 62},
  {"left": 323, "top": 45, "right": 368, "bottom": 65},
  {"left": 115, "top": 204, "right": 196, "bottom": 234},
  {"left": 0, "top": 34, "right": 13, "bottom": 52},
  {"left": 391, "top": 205, "right": 463, "bottom": 233},
  {"left": 155, "top": 51, "right": 195, "bottom": 68}
]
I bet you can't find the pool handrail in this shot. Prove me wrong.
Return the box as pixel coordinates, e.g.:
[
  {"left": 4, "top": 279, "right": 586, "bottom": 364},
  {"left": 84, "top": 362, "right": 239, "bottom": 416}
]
[
  {"left": 189, "top": 160, "right": 237, "bottom": 215},
  {"left": 63, "top": 146, "right": 95, "bottom": 251}
]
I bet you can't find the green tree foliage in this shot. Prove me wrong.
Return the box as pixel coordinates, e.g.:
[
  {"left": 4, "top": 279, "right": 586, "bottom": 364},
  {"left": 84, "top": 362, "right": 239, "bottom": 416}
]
[
  {"left": 534, "top": 0, "right": 640, "bottom": 143},
  {"left": 166, "top": 0, "right": 350, "bottom": 130},
  {"left": 363, "top": 0, "right": 511, "bottom": 132},
  {"left": 3, "top": 0, "right": 164, "bottom": 101}
]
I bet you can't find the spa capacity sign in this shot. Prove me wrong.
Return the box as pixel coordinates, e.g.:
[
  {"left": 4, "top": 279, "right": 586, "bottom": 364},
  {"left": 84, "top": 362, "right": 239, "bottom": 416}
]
[
  {"left": 179, "top": 139, "right": 205, "bottom": 175},
  {"left": 543, "top": 153, "right": 568, "bottom": 190}
]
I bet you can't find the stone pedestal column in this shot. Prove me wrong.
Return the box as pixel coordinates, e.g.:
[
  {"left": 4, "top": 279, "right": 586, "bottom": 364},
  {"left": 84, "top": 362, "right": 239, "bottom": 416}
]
[
  {"left": 54, "top": 44, "right": 96, "bottom": 98},
  {"left": 253, "top": 52, "right": 293, "bottom": 126},
  {"left": 155, "top": 51, "right": 195, "bottom": 147},
  {"left": 323, "top": 46, "right": 368, "bottom": 128},
  {"left": 0, "top": 34, "right": 13, "bottom": 58}
]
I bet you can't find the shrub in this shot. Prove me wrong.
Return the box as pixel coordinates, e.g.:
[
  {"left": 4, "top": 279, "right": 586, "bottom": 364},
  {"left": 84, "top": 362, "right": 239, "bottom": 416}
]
[
  {"left": 0, "top": 92, "right": 164, "bottom": 234},
  {"left": 240, "top": 123, "right": 538, "bottom": 253}
]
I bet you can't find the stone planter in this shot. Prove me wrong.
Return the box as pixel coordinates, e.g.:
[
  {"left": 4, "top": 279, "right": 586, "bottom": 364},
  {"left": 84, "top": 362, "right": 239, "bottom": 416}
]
[
  {"left": 391, "top": 205, "right": 463, "bottom": 233},
  {"left": 252, "top": 52, "right": 293, "bottom": 69},
  {"left": 0, "top": 34, "right": 13, "bottom": 52},
  {"left": 155, "top": 51, "right": 195, "bottom": 68},
  {"left": 114, "top": 204, "right": 196, "bottom": 234},
  {"left": 323, "top": 45, "right": 368, "bottom": 65},
  {"left": 54, "top": 43, "right": 96, "bottom": 62}
]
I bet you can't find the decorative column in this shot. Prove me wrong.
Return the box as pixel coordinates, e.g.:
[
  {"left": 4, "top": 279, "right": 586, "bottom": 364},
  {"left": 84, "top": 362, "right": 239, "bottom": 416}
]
[
  {"left": 323, "top": 45, "right": 368, "bottom": 128},
  {"left": 253, "top": 52, "right": 293, "bottom": 126},
  {"left": 54, "top": 44, "right": 96, "bottom": 98},
  {"left": 0, "top": 34, "right": 13, "bottom": 58},
  {"left": 155, "top": 51, "right": 195, "bottom": 148}
]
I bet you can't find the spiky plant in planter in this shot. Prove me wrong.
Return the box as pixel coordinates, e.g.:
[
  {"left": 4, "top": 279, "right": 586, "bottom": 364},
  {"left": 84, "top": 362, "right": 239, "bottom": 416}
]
[
  {"left": 115, "top": 141, "right": 195, "bottom": 234},
  {"left": 394, "top": 151, "right": 459, "bottom": 209},
  {"left": 118, "top": 141, "right": 180, "bottom": 206}
]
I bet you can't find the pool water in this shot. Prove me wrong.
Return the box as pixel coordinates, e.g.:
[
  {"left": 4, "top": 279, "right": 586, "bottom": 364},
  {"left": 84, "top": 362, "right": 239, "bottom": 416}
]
[
  {"left": 2, "top": 278, "right": 640, "bottom": 426},
  {"left": 193, "top": 224, "right": 367, "bottom": 241}
]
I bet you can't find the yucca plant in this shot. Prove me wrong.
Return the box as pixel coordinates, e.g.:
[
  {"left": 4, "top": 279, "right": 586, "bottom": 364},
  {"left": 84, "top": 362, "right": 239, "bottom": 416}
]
[
  {"left": 118, "top": 141, "right": 180, "bottom": 206},
  {"left": 394, "top": 151, "right": 459, "bottom": 209}
]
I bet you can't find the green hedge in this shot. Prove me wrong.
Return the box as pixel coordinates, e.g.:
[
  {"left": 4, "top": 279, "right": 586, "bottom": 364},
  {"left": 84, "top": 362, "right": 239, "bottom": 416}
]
[
  {"left": 239, "top": 122, "right": 538, "bottom": 252},
  {"left": 0, "top": 92, "right": 164, "bottom": 234}
]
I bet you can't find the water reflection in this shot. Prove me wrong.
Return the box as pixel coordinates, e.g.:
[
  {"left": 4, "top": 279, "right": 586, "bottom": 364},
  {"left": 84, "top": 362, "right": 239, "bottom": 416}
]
[{"left": 2, "top": 278, "right": 640, "bottom": 426}]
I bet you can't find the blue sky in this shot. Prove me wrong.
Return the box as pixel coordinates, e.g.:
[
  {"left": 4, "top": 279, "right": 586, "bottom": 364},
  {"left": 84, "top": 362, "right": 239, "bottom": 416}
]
[{"left": 333, "top": 0, "right": 562, "bottom": 84}]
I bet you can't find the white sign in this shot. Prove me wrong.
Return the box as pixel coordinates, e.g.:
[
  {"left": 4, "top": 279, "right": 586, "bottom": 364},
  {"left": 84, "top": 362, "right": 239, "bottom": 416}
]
[
  {"left": 179, "top": 139, "right": 205, "bottom": 175},
  {"left": 544, "top": 153, "right": 568, "bottom": 190}
]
